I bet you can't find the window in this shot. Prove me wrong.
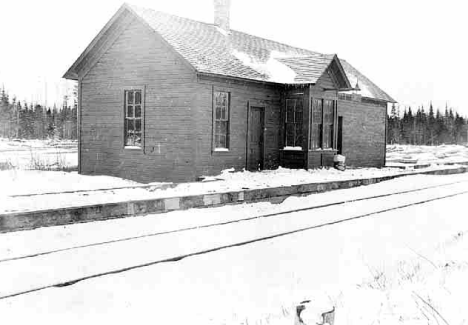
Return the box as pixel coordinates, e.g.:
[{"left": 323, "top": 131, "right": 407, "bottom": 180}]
[
  {"left": 213, "top": 91, "right": 230, "bottom": 150},
  {"left": 323, "top": 99, "right": 335, "bottom": 148},
  {"left": 310, "top": 98, "right": 336, "bottom": 149},
  {"left": 310, "top": 98, "right": 322, "bottom": 149},
  {"left": 124, "top": 89, "right": 143, "bottom": 148},
  {"left": 284, "top": 98, "right": 303, "bottom": 148}
]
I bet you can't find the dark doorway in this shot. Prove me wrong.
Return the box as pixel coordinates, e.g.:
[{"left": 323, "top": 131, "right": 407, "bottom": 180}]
[
  {"left": 247, "top": 106, "right": 265, "bottom": 171},
  {"left": 337, "top": 116, "right": 343, "bottom": 154}
]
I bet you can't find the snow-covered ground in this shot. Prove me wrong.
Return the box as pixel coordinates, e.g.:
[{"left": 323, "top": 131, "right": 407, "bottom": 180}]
[
  {"left": 0, "top": 174, "right": 467, "bottom": 324},
  {"left": 387, "top": 144, "right": 468, "bottom": 166},
  {"left": 2, "top": 140, "right": 468, "bottom": 212},
  {"left": 0, "top": 138, "right": 77, "bottom": 170},
  {"left": 1, "top": 165, "right": 463, "bottom": 213}
]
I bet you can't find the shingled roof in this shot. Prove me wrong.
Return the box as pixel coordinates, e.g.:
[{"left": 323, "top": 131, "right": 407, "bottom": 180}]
[{"left": 65, "top": 3, "right": 396, "bottom": 103}]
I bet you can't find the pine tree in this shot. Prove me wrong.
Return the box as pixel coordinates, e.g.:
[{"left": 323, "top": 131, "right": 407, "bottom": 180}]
[{"left": 428, "top": 102, "right": 435, "bottom": 145}]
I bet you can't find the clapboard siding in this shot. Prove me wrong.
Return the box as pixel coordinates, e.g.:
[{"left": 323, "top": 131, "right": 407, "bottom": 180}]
[
  {"left": 193, "top": 76, "right": 282, "bottom": 177},
  {"left": 78, "top": 17, "right": 386, "bottom": 183},
  {"left": 81, "top": 18, "right": 198, "bottom": 182},
  {"left": 316, "top": 70, "right": 336, "bottom": 90},
  {"left": 338, "top": 98, "right": 386, "bottom": 167}
]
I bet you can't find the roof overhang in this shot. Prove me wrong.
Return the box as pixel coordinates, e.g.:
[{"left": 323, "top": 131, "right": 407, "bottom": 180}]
[{"left": 63, "top": 5, "right": 133, "bottom": 80}]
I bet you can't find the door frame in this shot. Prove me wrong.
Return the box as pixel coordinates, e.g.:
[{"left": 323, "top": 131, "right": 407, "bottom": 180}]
[
  {"left": 246, "top": 100, "right": 266, "bottom": 170},
  {"left": 337, "top": 116, "right": 343, "bottom": 155}
]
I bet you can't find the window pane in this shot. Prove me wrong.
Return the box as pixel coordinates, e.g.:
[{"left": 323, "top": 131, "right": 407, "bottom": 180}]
[
  {"left": 295, "top": 98, "right": 303, "bottom": 114},
  {"left": 135, "top": 119, "right": 141, "bottom": 132},
  {"left": 312, "top": 99, "right": 322, "bottom": 123},
  {"left": 215, "top": 121, "right": 228, "bottom": 136},
  {"left": 285, "top": 123, "right": 295, "bottom": 147},
  {"left": 323, "top": 125, "right": 330, "bottom": 148},
  {"left": 324, "top": 100, "right": 334, "bottom": 124},
  {"left": 220, "top": 135, "right": 227, "bottom": 148},
  {"left": 127, "top": 119, "right": 134, "bottom": 131},
  {"left": 127, "top": 105, "right": 133, "bottom": 118},
  {"left": 311, "top": 124, "right": 322, "bottom": 149},
  {"left": 221, "top": 105, "right": 227, "bottom": 120},
  {"left": 220, "top": 121, "right": 227, "bottom": 135},
  {"left": 215, "top": 92, "right": 228, "bottom": 107},
  {"left": 295, "top": 110, "right": 303, "bottom": 126},
  {"left": 135, "top": 105, "right": 141, "bottom": 118},
  {"left": 127, "top": 91, "right": 134, "bottom": 105},
  {"left": 286, "top": 99, "right": 295, "bottom": 123},
  {"left": 215, "top": 134, "right": 227, "bottom": 148},
  {"left": 215, "top": 105, "right": 221, "bottom": 120},
  {"left": 295, "top": 123, "right": 303, "bottom": 147},
  {"left": 125, "top": 131, "right": 133, "bottom": 146},
  {"left": 135, "top": 132, "right": 142, "bottom": 145},
  {"left": 135, "top": 91, "right": 141, "bottom": 105}
]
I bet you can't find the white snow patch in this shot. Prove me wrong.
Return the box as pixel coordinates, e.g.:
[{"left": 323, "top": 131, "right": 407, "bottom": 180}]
[
  {"left": 283, "top": 146, "right": 303, "bottom": 151},
  {"left": 215, "top": 26, "right": 229, "bottom": 36},
  {"left": 342, "top": 72, "right": 374, "bottom": 98},
  {"left": 232, "top": 50, "right": 298, "bottom": 83},
  {"left": 387, "top": 144, "right": 468, "bottom": 166}
]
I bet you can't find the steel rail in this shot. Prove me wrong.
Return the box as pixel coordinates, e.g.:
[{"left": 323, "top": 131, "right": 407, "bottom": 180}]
[{"left": 1, "top": 188, "right": 467, "bottom": 301}]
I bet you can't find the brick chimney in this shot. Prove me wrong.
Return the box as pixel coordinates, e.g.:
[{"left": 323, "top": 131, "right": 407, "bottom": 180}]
[{"left": 214, "top": 0, "right": 231, "bottom": 32}]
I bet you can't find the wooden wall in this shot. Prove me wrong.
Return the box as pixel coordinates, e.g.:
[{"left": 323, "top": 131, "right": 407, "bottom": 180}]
[
  {"left": 193, "top": 75, "right": 282, "bottom": 177},
  {"left": 79, "top": 16, "right": 386, "bottom": 183},
  {"left": 80, "top": 18, "right": 283, "bottom": 183},
  {"left": 338, "top": 97, "right": 386, "bottom": 167},
  {"left": 81, "top": 18, "right": 198, "bottom": 183}
]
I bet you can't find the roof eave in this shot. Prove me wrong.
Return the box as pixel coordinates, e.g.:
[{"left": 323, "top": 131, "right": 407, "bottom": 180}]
[
  {"left": 197, "top": 72, "right": 314, "bottom": 87},
  {"left": 63, "top": 71, "right": 78, "bottom": 80}
]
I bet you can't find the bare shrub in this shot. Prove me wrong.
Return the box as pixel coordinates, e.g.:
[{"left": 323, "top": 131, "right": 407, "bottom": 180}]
[
  {"left": 0, "top": 160, "right": 15, "bottom": 170},
  {"left": 28, "top": 148, "right": 75, "bottom": 171}
]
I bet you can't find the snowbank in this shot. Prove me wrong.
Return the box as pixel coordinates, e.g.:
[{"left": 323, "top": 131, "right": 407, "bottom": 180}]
[{"left": 387, "top": 144, "right": 468, "bottom": 166}]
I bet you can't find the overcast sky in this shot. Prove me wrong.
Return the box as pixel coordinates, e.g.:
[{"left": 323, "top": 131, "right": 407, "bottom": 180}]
[{"left": 0, "top": 0, "right": 467, "bottom": 115}]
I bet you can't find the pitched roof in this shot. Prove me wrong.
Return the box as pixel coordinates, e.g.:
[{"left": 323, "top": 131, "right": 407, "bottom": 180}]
[
  {"left": 340, "top": 60, "right": 396, "bottom": 103},
  {"left": 65, "top": 3, "right": 396, "bottom": 103},
  {"left": 127, "top": 4, "right": 336, "bottom": 84}
]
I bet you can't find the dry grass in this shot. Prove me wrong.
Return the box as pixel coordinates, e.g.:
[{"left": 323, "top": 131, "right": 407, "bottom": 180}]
[{"left": 27, "top": 147, "right": 77, "bottom": 172}]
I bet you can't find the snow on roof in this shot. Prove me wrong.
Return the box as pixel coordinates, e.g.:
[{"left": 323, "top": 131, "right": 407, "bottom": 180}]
[{"left": 64, "top": 3, "right": 396, "bottom": 102}]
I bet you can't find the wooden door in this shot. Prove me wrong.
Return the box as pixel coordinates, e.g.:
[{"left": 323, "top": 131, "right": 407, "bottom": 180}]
[
  {"left": 247, "top": 106, "right": 265, "bottom": 171},
  {"left": 337, "top": 116, "right": 343, "bottom": 154}
]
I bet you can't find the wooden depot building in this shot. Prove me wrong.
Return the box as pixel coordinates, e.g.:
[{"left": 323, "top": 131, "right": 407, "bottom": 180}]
[{"left": 64, "top": 1, "right": 396, "bottom": 183}]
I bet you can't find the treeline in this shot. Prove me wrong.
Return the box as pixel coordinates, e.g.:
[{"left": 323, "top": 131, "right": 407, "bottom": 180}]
[
  {"left": 387, "top": 103, "right": 467, "bottom": 145},
  {"left": 0, "top": 87, "right": 77, "bottom": 140}
]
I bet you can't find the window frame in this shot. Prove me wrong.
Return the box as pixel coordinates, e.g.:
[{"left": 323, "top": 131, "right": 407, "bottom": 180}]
[
  {"left": 309, "top": 98, "right": 323, "bottom": 149},
  {"left": 322, "top": 99, "right": 335, "bottom": 149},
  {"left": 284, "top": 98, "right": 304, "bottom": 149},
  {"left": 212, "top": 89, "right": 231, "bottom": 152},
  {"left": 309, "top": 98, "right": 337, "bottom": 150},
  {"left": 123, "top": 86, "right": 145, "bottom": 151}
]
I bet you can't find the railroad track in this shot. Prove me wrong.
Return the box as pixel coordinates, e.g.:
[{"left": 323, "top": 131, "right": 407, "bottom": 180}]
[{"left": 0, "top": 180, "right": 467, "bottom": 301}]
